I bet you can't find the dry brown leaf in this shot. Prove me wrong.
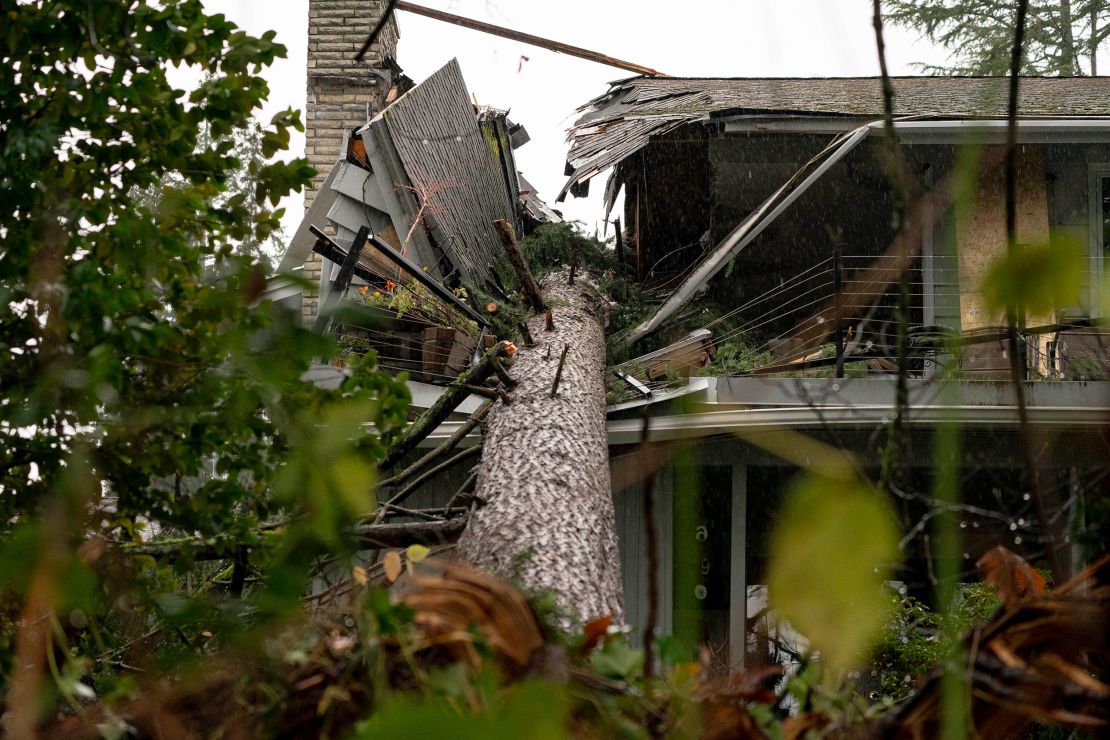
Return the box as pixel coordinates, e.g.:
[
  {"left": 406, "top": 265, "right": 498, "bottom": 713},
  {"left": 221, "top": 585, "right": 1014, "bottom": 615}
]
[
  {"left": 382, "top": 551, "right": 402, "bottom": 583},
  {"left": 579, "top": 613, "right": 612, "bottom": 656},
  {"left": 871, "top": 555, "right": 1110, "bottom": 738},
  {"left": 977, "top": 546, "right": 1047, "bottom": 606}
]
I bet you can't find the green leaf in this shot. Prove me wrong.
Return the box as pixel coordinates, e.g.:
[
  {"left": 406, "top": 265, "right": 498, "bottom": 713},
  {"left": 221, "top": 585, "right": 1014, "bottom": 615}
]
[
  {"left": 351, "top": 680, "right": 568, "bottom": 740},
  {"left": 767, "top": 473, "right": 900, "bottom": 677},
  {"left": 587, "top": 636, "right": 644, "bottom": 680},
  {"left": 981, "top": 236, "right": 1086, "bottom": 318},
  {"left": 406, "top": 544, "right": 430, "bottom": 563}
]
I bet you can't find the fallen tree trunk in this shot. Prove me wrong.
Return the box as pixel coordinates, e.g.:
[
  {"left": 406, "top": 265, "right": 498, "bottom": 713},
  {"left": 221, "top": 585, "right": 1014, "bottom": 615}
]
[{"left": 455, "top": 268, "right": 623, "bottom": 624}]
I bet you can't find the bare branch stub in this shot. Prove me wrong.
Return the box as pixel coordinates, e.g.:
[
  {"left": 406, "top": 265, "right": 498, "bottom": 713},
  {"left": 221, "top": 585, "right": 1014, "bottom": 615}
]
[
  {"left": 490, "top": 356, "right": 518, "bottom": 388},
  {"left": 518, "top": 321, "right": 534, "bottom": 346},
  {"left": 494, "top": 218, "right": 546, "bottom": 313},
  {"left": 550, "top": 343, "right": 570, "bottom": 398},
  {"left": 451, "top": 383, "right": 501, "bottom": 401},
  {"left": 545, "top": 308, "right": 555, "bottom": 332}
]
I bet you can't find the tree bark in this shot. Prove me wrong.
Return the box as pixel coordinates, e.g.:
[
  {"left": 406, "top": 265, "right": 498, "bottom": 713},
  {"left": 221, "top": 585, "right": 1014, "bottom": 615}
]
[{"left": 455, "top": 268, "right": 623, "bottom": 625}]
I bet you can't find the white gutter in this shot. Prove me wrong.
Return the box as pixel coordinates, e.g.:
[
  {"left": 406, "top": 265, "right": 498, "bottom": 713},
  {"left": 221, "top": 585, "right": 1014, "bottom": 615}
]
[
  {"left": 605, "top": 404, "right": 1107, "bottom": 444},
  {"left": 409, "top": 402, "right": 1105, "bottom": 448}
]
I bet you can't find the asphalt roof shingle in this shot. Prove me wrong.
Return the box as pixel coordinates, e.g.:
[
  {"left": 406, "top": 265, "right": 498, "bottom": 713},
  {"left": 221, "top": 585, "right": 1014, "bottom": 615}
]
[{"left": 559, "top": 76, "right": 1110, "bottom": 200}]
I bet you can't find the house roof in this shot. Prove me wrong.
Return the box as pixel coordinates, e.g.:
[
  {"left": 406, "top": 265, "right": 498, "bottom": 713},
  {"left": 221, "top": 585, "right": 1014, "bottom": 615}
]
[{"left": 559, "top": 75, "right": 1110, "bottom": 200}]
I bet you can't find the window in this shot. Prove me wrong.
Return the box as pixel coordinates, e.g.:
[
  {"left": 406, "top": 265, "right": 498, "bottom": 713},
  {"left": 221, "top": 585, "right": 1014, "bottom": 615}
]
[{"left": 1087, "top": 165, "right": 1110, "bottom": 317}]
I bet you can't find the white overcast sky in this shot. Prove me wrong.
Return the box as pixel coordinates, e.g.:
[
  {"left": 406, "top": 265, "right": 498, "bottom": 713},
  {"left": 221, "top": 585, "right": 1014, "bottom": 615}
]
[{"left": 204, "top": 0, "right": 948, "bottom": 238}]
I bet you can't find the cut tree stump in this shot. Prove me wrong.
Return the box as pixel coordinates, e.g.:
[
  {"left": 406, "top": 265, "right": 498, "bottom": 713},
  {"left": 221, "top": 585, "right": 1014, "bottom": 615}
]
[{"left": 456, "top": 268, "right": 623, "bottom": 625}]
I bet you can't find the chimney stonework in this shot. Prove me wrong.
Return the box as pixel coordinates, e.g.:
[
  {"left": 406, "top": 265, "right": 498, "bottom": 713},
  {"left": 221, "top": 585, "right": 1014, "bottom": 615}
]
[{"left": 302, "top": 0, "right": 398, "bottom": 323}]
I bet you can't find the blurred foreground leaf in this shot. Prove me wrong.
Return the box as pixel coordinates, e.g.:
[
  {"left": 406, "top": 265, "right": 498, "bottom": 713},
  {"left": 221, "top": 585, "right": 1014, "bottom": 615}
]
[
  {"left": 350, "top": 680, "right": 568, "bottom": 740},
  {"left": 981, "top": 237, "right": 1086, "bottom": 318},
  {"left": 767, "top": 473, "right": 900, "bottom": 677}
]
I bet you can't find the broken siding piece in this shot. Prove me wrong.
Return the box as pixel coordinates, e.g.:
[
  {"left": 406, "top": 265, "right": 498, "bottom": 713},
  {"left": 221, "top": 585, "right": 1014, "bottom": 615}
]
[
  {"left": 517, "top": 173, "right": 562, "bottom": 225},
  {"left": 360, "top": 116, "right": 445, "bottom": 278},
  {"left": 277, "top": 164, "right": 341, "bottom": 274},
  {"left": 478, "top": 108, "right": 526, "bottom": 238}
]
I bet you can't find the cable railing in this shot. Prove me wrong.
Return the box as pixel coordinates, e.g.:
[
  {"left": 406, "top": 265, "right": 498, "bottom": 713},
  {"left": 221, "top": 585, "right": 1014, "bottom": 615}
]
[{"left": 610, "top": 248, "right": 1101, "bottom": 393}]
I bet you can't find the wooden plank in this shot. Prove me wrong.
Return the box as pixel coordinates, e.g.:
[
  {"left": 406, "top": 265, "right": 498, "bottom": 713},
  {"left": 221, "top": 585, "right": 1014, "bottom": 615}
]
[
  {"left": 314, "top": 226, "right": 371, "bottom": 335},
  {"left": 329, "top": 226, "right": 489, "bottom": 329},
  {"left": 613, "top": 370, "right": 652, "bottom": 398},
  {"left": 393, "top": 1, "right": 666, "bottom": 77}
]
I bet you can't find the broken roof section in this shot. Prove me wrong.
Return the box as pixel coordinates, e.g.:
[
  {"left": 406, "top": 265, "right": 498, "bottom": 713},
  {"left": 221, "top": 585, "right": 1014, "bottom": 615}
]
[
  {"left": 374, "top": 59, "right": 522, "bottom": 283},
  {"left": 558, "top": 75, "right": 1110, "bottom": 201},
  {"left": 280, "top": 58, "right": 559, "bottom": 288},
  {"left": 562, "top": 75, "right": 1110, "bottom": 343}
]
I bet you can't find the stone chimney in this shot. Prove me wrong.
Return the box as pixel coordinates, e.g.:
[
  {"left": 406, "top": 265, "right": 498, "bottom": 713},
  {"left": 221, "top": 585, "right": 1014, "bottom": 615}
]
[{"left": 302, "top": 0, "right": 399, "bottom": 323}]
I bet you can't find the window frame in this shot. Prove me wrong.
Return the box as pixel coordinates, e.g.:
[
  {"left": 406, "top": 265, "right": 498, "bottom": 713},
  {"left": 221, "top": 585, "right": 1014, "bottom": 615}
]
[{"left": 1086, "top": 163, "right": 1110, "bottom": 318}]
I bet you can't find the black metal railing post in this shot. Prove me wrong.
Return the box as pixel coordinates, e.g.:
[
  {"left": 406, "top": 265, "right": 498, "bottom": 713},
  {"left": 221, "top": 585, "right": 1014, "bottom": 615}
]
[{"left": 833, "top": 243, "right": 845, "bottom": 378}]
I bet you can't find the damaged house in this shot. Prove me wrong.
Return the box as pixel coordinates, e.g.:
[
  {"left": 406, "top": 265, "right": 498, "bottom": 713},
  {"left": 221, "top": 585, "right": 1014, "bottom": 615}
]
[
  {"left": 558, "top": 76, "right": 1110, "bottom": 667},
  {"left": 277, "top": 57, "right": 559, "bottom": 382},
  {"left": 282, "top": 1, "right": 1107, "bottom": 674}
]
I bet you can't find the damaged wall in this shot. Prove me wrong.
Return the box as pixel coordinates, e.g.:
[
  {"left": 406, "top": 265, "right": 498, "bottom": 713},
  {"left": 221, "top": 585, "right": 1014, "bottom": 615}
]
[{"left": 302, "top": 0, "right": 399, "bottom": 324}]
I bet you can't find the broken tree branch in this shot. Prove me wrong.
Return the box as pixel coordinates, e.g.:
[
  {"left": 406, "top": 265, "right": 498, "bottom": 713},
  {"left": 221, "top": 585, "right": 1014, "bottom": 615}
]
[
  {"left": 443, "top": 468, "right": 480, "bottom": 516},
  {"left": 451, "top": 383, "right": 501, "bottom": 401},
  {"left": 353, "top": 517, "right": 468, "bottom": 548},
  {"left": 490, "top": 356, "right": 518, "bottom": 389},
  {"left": 380, "top": 342, "right": 510, "bottom": 471},
  {"left": 392, "top": 1, "right": 667, "bottom": 77},
  {"left": 378, "top": 399, "right": 492, "bottom": 490},
  {"left": 379, "top": 504, "right": 469, "bottom": 521},
  {"left": 374, "top": 445, "right": 483, "bottom": 520},
  {"left": 117, "top": 517, "right": 468, "bottom": 561},
  {"left": 550, "top": 343, "right": 570, "bottom": 397},
  {"left": 494, "top": 219, "right": 546, "bottom": 313}
]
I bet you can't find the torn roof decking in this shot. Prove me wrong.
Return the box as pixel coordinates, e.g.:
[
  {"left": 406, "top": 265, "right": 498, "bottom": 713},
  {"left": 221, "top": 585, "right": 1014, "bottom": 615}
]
[
  {"left": 559, "top": 75, "right": 1110, "bottom": 200},
  {"left": 368, "top": 58, "right": 523, "bottom": 284},
  {"left": 278, "top": 58, "right": 561, "bottom": 298},
  {"left": 518, "top": 172, "right": 563, "bottom": 225}
]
